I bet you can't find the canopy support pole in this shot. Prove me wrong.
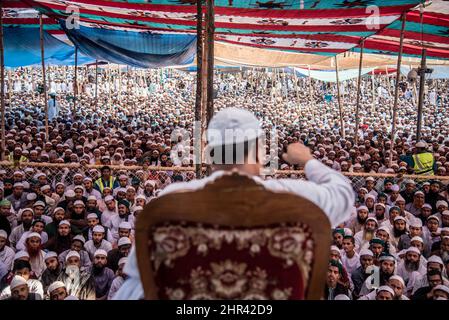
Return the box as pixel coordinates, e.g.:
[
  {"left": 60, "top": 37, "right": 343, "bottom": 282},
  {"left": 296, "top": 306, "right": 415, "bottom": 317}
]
[
  {"left": 39, "top": 13, "right": 49, "bottom": 142},
  {"left": 416, "top": 49, "right": 427, "bottom": 142},
  {"left": 354, "top": 40, "right": 364, "bottom": 145},
  {"left": 0, "top": 6, "right": 5, "bottom": 160},
  {"left": 205, "top": 0, "right": 215, "bottom": 125},
  {"left": 371, "top": 72, "right": 375, "bottom": 112},
  {"left": 73, "top": 47, "right": 78, "bottom": 115},
  {"left": 389, "top": 14, "right": 406, "bottom": 168},
  {"left": 308, "top": 65, "right": 313, "bottom": 111},
  {"left": 334, "top": 55, "right": 345, "bottom": 139},
  {"left": 95, "top": 60, "right": 98, "bottom": 111},
  {"left": 195, "top": 0, "right": 203, "bottom": 179}
]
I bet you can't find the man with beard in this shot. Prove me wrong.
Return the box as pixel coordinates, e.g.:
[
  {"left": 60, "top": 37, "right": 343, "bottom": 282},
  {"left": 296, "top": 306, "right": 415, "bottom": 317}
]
[
  {"left": 424, "top": 215, "right": 441, "bottom": 246},
  {"left": 6, "top": 182, "right": 28, "bottom": 213},
  {"left": 373, "top": 286, "right": 395, "bottom": 300},
  {"left": 412, "top": 269, "right": 444, "bottom": 300},
  {"left": 374, "top": 203, "right": 388, "bottom": 225},
  {"left": 0, "top": 200, "right": 16, "bottom": 234},
  {"left": 396, "top": 246, "right": 427, "bottom": 285},
  {"left": 398, "top": 219, "right": 428, "bottom": 252},
  {"left": 324, "top": 260, "right": 349, "bottom": 300},
  {"left": 39, "top": 251, "right": 62, "bottom": 294},
  {"left": 351, "top": 249, "right": 374, "bottom": 298},
  {"left": 4, "top": 276, "right": 41, "bottom": 300},
  {"left": 0, "top": 230, "right": 14, "bottom": 270},
  {"left": 359, "top": 275, "right": 409, "bottom": 300},
  {"left": 354, "top": 217, "right": 378, "bottom": 252},
  {"left": 24, "top": 232, "right": 46, "bottom": 278},
  {"left": 47, "top": 281, "right": 72, "bottom": 300},
  {"left": 391, "top": 216, "right": 408, "bottom": 249},
  {"left": 441, "top": 211, "right": 449, "bottom": 228},
  {"left": 0, "top": 260, "right": 44, "bottom": 299},
  {"left": 44, "top": 207, "right": 68, "bottom": 239},
  {"left": 369, "top": 238, "right": 387, "bottom": 263},
  {"left": 405, "top": 191, "right": 425, "bottom": 217},
  {"left": 84, "top": 225, "right": 112, "bottom": 260},
  {"left": 101, "top": 195, "right": 117, "bottom": 227},
  {"left": 347, "top": 206, "right": 369, "bottom": 235},
  {"left": 68, "top": 200, "right": 87, "bottom": 229},
  {"left": 9, "top": 208, "right": 33, "bottom": 250},
  {"left": 83, "top": 213, "right": 114, "bottom": 243},
  {"left": 380, "top": 206, "right": 401, "bottom": 233},
  {"left": 108, "top": 257, "right": 128, "bottom": 300},
  {"left": 107, "top": 200, "right": 135, "bottom": 241},
  {"left": 401, "top": 180, "right": 416, "bottom": 204},
  {"left": 364, "top": 177, "right": 378, "bottom": 198},
  {"left": 84, "top": 179, "right": 102, "bottom": 202},
  {"left": 44, "top": 220, "right": 73, "bottom": 254},
  {"left": 141, "top": 180, "right": 156, "bottom": 202},
  {"left": 426, "top": 181, "right": 445, "bottom": 212},
  {"left": 58, "top": 235, "right": 91, "bottom": 271},
  {"left": 387, "top": 185, "right": 401, "bottom": 206},
  {"left": 85, "top": 196, "right": 102, "bottom": 218},
  {"left": 91, "top": 249, "right": 115, "bottom": 300},
  {"left": 107, "top": 237, "right": 131, "bottom": 272},
  {"left": 57, "top": 250, "right": 96, "bottom": 300},
  {"left": 360, "top": 253, "right": 396, "bottom": 296}
]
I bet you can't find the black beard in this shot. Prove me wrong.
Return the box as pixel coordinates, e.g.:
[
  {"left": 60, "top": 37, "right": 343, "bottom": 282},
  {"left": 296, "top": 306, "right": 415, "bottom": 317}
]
[
  {"left": 92, "top": 264, "right": 105, "bottom": 275},
  {"left": 357, "top": 216, "right": 368, "bottom": 224},
  {"left": 380, "top": 271, "right": 393, "bottom": 285},
  {"left": 393, "top": 228, "right": 406, "bottom": 238},
  {"left": 22, "top": 221, "right": 32, "bottom": 229},
  {"left": 376, "top": 213, "right": 385, "bottom": 220},
  {"left": 405, "top": 260, "right": 419, "bottom": 272}
]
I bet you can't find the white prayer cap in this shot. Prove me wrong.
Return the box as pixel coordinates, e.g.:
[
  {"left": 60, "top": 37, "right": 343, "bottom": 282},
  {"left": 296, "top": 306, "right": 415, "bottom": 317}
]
[
  {"left": 343, "top": 228, "right": 353, "bottom": 236},
  {"left": 104, "top": 195, "right": 114, "bottom": 202},
  {"left": 10, "top": 276, "right": 28, "bottom": 291},
  {"left": 118, "top": 237, "right": 132, "bottom": 247},
  {"left": 47, "top": 281, "right": 66, "bottom": 295},
  {"left": 394, "top": 216, "right": 407, "bottom": 223},
  {"left": 83, "top": 177, "right": 93, "bottom": 182},
  {"left": 44, "top": 251, "right": 58, "bottom": 261},
  {"left": 119, "top": 221, "right": 132, "bottom": 230},
  {"left": 0, "top": 229, "right": 7, "bottom": 239},
  {"left": 422, "top": 203, "right": 432, "bottom": 209},
  {"left": 334, "top": 294, "right": 350, "bottom": 300},
  {"left": 207, "top": 108, "right": 262, "bottom": 147},
  {"left": 404, "top": 179, "right": 416, "bottom": 185},
  {"left": 65, "top": 251, "right": 80, "bottom": 261},
  {"left": 145, "top": 180, "right": 156, "bottom": 187},
  {"left": 375, "top": 203, "right": 386, "bottom": 209},
  {"left": 94, "top": 249, "right": 108, "bottom": 257},
  {"left": 59, "top": 220, "right": 71, "bottom": 227},
  {"left": 377, "top": 226, "right": 390, "bottom": 234},
  {"left": 64, "top": 296, "right": 79, "bottom": 300},
  {"left": 410, "top": 236, "right": 424, "bottom": 243},
  {"left": 365, "top": 177, "right": 375, "bottom": 182},
  {"left": 92, "top": 225, "right": 105, "bottom": 233},
  {"left": 428, "top": 255, "right": 444, "bottom": 265},
  {"left": 415, "top": 141, "right": 427, "bottom": 148},
  {"left": 434, "top": 285, "right": 449, "bottom": 295},
  {"left": 409, "top": 218, "right": 423, "bottom": 228},
  {"left": 14, "top": 251, "right": 29, "bottom": 261},
  {"left": 427, "top": 215, "right": 440, "bottom": 223},
  {"left": 40, "top": 185, "right": 51, "bottom": 192},
  {"left": 391, "top": 185, "right": 400, "bottom": 192},
  {"left": 135, "top": 195, "right": 146, "bottom": 201},
  {"left": 86, "top": 213, "right": 98, "bottom": 220},
  {"left": 26, "top": 193, "right": 37, "bottom": 201},
  {"left": 13, "top": 182, "right": 24, "bottom": 188},
  {"left": 132, "top": 206, "right": 143, "bottom": 213},
  {"left": 87, "top": 195, "right": 97, "bottom": 202},
  {"left": 65, "top": 190, "right": 76, "bottom": 198},
  {"left": 119, "top": 174, "right": 128, "bottom": 180},
  {"left": 366, "top": 217, "right": 378, "bottom": 224},
  {"left": 73, "top": 235, "right": 86, "bottom": 244},
  {"left": 442, "top": 210, "right": 449, "bottom": 216},
  {"left": 406, "top": 246, "right": 421, "bottom": 255},
  {"left": 414, "top": 191, "right": 425, "bottom": 196},
  {"left": 389, "top": 275, "right": 405, "bottom": 288},
  {"left": 118, "top": 257, "right": 128, "bottom": 266},
  {"left": 436, "top": 200, "right": 448, "bottom": 208},
  {"left": 73, "top": 200, "right": 85, "bottom": 207},
  {"left": 357, "top": 205, "right": 368, "bottom": 212},
  {"left": 377, "top": 285, "right": 394, "bottom": 297},
  {"left": 26, "top": 232, "right": 41, "bottom": 240}
]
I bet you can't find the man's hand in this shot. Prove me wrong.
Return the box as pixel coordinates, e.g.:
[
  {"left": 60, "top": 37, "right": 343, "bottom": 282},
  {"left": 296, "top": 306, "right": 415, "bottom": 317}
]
[{"left": 282, "top": 142, "right": 314, "bottom": 166}]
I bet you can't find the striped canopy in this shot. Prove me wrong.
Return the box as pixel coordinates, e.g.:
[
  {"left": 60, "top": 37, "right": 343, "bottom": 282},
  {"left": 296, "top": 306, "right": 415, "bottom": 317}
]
[{"left": 2, "top": 0, "right": 449, "bottom": 66}]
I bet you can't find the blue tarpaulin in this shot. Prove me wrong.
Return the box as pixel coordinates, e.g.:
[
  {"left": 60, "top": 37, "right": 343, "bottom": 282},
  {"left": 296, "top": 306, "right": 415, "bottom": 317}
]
[
  {"left": 61, "top": 22, "right": 196, "bottom": 69},
  {"left": 4, "top": 27, "right": 93, "bottom": 67}
]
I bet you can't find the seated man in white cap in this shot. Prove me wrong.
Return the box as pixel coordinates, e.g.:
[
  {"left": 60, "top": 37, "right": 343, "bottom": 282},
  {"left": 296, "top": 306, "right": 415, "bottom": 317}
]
[
  {"left": 39, "top": 251, "right": 63, "bottom": 294},
  {"left": 91, "top": 249, "right": 115, "bottom": 300},
  {"left": 359, "top": 253, "right": 396, "bottom": 296},
  {"left": 412, "top": 269, "right": 445, "bottom": 300},
  {"left": 100, "top": 195, "right": 117, "bottom": 227},
  {"left": 47, "top": 281, "right": 74, "bottom": 300},
  {"left": 83, "top": 213, "right": 114, "bottom": 244},
  {"left": 107, "top": 257, "right": 128, "bottom": 300},
  {"left": 57, "top": 250, "right": 96, "bottom": 300},
  {"left": 114, "top": 107, "right": 354, "bottom": 300},
  {"left": 354, "top": 217, "right": 378, "bottom": 252},
  {"left": 84, "top": 225, "right": 112, "bottom": 261},
  {"left": 58, "top": 235, "right": 92, "bottom": 271},
  {"left": 373, "top": 285, "right": 395, "bottom": 300},
  {"left": 0, "top": 260, "right": 43, "bottom": 299},
  {"left": 5, "top": 182, "right": 28, "bottom": 213},
  {"left": 107, "top": 237, "right": 132, "bottom": 273},
  {"left": 84, "top": 178, "right": 102, "bottom": 201},
  {"left": 4, "top": 275, "right": 41, "bottom": 300},
  {"left": 0, "top": 229, "right": 15, "bottom": 271},
  {"left": 351, "top": 249, "right": 374, "bottom": 299},
  {"left": 359, "top": 275, "right": 408, "bottom": 300},
  {"left": 396, "top": 247, "right": 427, "bottom": 286},
  {"left": 16, "top": 219, "right": 48, "bottom": 252}
]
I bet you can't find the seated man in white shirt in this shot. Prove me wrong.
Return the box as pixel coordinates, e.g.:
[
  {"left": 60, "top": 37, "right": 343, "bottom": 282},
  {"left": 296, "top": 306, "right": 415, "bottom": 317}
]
[{"left": 84, "top": 225, "right": 112, "bottom": 261}]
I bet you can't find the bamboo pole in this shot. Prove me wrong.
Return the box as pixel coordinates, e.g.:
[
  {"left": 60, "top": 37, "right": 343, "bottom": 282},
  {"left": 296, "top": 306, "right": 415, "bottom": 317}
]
[
  {"left": 416, "top": 49, "right": 427, "bottom": 142},
  {"left": 388, "top": 14, "right": 406, "bottom": 168},
  {"left": 334, "top": 55, "right": 345, "bottom": 139},
  {"left": 39, "top": 14, "right": 49, "bottom": 142},
  {"left": 205, "top": 0, "right": 215, "bottom": 125},
  {"left": 195, "top": 0, "right": 203, "bottom": 179},
  {"left": 354, "top": 40, "right": 364, "bottom": 145},
  {"left": 0, "top": 6, "right": 5, "bottom": 160}
]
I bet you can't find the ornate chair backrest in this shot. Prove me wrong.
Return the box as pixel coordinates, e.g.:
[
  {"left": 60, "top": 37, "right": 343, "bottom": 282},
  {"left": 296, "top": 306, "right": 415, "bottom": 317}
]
[{"left": 136, "top": 172, "right": 331, "bottom": 300}]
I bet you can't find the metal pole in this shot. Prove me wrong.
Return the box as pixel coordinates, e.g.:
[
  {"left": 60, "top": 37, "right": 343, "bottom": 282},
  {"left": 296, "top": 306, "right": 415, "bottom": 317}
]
[
  {"left": 0, "top": 6, "right": 5, "bottom": 160},
  {"left": 334, "top": 55, "right": 345, "bottom": 139},
  {"left": 74, "top": 47, "right": 78, "bottom": 97},
  {"left": 388, "top": 14, "right": 406, "bottom": 168},
  {"left": 95, "top": 59, "right": 98, "bottom": 110},
  {"left": 39, "top": 14, "right": 49, "bottom": 142},
  {"left": 371, "top": 72, "right": 375, "bottom": 112},
  {"left": 416, "top": 49, "right": 427, "bottom": 142},
  {"left": 354, "top": 41, "right": 364, "bottom": 145},
  {"left": 205, "top": 0, "right": 215, "bottom": 125},
  {"left": 308, "top": 65, "right": 313, "bottom": 110},
  {"left": 195, "top": 0, "right": 203, "bottom": 179}
]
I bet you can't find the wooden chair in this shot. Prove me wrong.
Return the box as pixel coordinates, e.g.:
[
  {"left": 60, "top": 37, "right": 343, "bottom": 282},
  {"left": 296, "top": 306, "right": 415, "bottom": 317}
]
[{"left": 135, "top": 172, "right": 331, "bottom": 300}]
